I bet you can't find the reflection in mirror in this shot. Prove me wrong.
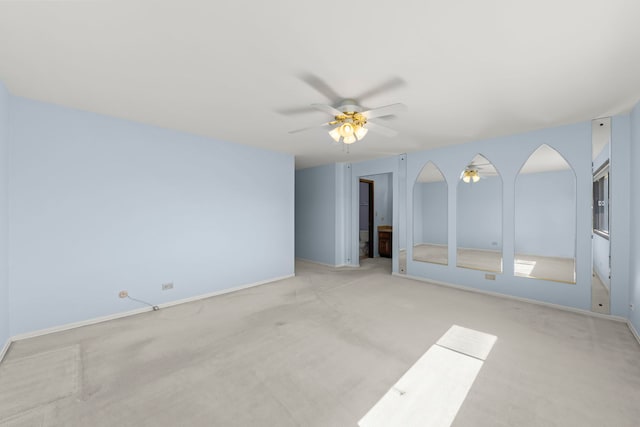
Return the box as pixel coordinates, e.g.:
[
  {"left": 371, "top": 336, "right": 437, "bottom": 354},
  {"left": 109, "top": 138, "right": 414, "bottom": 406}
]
[
  {"left": 456, "top": 154, "right": 503, "bottom": 272},
  {"left": 591, "top": 117, "right": 611, "bottom": 313},
  {"left": 413, "top": 162, "right": 448, "bottom": 265},
  {"left": 514, "top": 145, "right": 576, "bottom": 283},
  {"left": 398, "top": 154, "right": 407, "bottom": 274}
]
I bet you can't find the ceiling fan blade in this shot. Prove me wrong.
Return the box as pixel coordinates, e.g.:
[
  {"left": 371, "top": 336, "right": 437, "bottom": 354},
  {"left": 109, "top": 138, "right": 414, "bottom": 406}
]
[
  {"left": 276, "top": 105, "right": 320, "bottom": 116},
  {"left": 374, "top": 114, "right": 398, "bottom": 121},
  {"left": 288, "top": 122, "right": 333, "bottom": 134},
  {"left": 361, "top": 103, "right": 407, "bottom": 119},
  {"left": 311, "top": 103, "right": 344, "bottom": 117},
  {"left": 300, "top": 73, "right": 342, "bottom": 103},
  {"left": 366, "top": 120, "right": 399, "bottom": 137},
  {"left": 354, "top": 77, "right": 406, "bottom": 102}
]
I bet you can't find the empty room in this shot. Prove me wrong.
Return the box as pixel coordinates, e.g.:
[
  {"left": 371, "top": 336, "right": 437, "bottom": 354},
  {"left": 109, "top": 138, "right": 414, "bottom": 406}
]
[{"left": 1, "top": 1, "right": 639, "bottom": 426}]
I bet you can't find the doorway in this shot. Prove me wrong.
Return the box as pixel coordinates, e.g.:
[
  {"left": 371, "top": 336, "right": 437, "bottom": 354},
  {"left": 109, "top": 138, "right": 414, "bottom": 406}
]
[
  {"left": 358, "top": 172, "right": 394, "bottom": 265},
  {"left": 359, "top": 179, "right": 374, "bottom": 259}
]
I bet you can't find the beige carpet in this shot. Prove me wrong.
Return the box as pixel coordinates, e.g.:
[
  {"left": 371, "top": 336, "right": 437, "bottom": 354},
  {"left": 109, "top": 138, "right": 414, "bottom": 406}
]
[
  {"left": 0, "top": 258, "right": 638, "bottom": 426},
  {"left": 0, "top": 345, "right": 80, "bottom": 420}
]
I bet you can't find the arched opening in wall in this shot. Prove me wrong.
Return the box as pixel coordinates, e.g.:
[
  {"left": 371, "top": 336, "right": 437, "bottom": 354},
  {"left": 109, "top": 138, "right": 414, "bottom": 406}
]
[
  {"left": 456, "top": 154, "right": 503, "bottom": 272},
  {"left": 514, "top": 144, "right": 576, "bottom": 283},
  {"left": 413, "top": 162, "right": 448, "bottom": 265}
]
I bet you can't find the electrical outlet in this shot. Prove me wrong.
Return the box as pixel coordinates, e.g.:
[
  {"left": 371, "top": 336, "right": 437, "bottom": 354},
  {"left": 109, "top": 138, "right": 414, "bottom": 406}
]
[
  {"left": 119, "top": 290, "right": 128, "bottom": 298},
  {"left": 485, "top": 273, "right": 496, "bottom": 280},
  {"left": 631, "top": 304, "right": 635, "bottom": 311},
  {"left": 162, "top": 282, "right": 174, "bottom": 291}
]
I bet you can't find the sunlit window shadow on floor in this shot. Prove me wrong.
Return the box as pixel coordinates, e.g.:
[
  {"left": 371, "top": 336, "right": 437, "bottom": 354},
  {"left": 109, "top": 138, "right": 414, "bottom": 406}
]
[{"left": 359, "top": 325, "right": 497, "bottom": 427}]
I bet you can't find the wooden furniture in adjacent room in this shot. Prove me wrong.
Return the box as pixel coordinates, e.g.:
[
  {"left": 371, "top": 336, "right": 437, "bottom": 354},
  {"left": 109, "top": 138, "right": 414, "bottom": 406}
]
[{"left": 378, "top": 225, "right": 392, "bottom": 258}]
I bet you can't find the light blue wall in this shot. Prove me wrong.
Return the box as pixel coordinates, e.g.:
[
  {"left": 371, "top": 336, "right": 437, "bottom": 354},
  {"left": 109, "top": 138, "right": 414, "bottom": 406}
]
[
  {"left": 414, "top": 181, "right": 448, "bottom": 245},
  {"left": 407, "top": 122, "right": 592, "bottom": 310},
  {"left": 458, "top": 175, "right": 502, "bottom": 251},
  {"left": 8, "top": 96, "right": 294, "bottom": 335},
  {"left": 610, "top": 115, "right": 631, "bottom": 317},
  {"left": 295, "top": 164, "right": 337, "bottom": 265},
  {"left": 361, "top": 173, "right": 393, "bottom": 257},
  {"left": 629, "top": 101, "right": 640, "bottom": 332},
  {"left": 514, "top": 170, "right": 576, "bottom": 258},
  {"left": 413, "top": 183, "right": 423, "bottom": 243},
  {"left": 0, "top": 83, "right": 9, "bottom": 346}
]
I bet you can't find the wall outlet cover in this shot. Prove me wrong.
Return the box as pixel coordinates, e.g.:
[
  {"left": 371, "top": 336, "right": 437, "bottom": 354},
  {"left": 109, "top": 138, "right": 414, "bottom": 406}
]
[{"left": 162, "top": 282, "right": 174, "bottom": 291}]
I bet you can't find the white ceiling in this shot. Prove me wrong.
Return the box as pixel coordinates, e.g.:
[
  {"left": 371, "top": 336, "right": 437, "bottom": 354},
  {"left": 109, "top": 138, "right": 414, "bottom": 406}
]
[{"left": 1, "top": 1, "right": 639, "bottom": 169}]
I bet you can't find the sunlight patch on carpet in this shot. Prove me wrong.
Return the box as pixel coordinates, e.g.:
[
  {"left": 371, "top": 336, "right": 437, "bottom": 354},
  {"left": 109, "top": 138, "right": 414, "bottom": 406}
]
[{"left": 359, "top": 325, "right": 496, "bottom": 427}]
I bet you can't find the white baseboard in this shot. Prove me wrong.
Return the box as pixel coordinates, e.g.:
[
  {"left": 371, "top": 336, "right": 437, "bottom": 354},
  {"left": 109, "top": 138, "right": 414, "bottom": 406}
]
[
  {"left": 154, "top": 274, "right": 294, "bottom": 310},
  {"left": 295, "top": 257, "right": 358, "bottom": 268},
  {"left": 12, "top": 307, "right": 151, "bottom": 341},
  {"left": 628, "top": 321, "right": 640, "bottom": 346},
  {"left": 0, "top": 338, "right": 10, "bottom": 364},
  {"left": 393, "top": 273, "right": 628, "bottom": 323},
  {"left": 10, "top": 274, "right": 294, "bottom": 343}
]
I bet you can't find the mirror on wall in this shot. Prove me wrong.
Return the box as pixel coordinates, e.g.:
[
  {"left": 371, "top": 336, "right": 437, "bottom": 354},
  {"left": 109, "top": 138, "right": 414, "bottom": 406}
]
[
  {"left": 456, "top": 154, "right": 503, "bottom": 272},
  {"left": 514, "top": 144, "right": 576, "bottom": 283},
  {"left": 413, "top": 162, "right": 448, "bottom": 265},
  {"left": 591, "top": 117, "right": 611, "bottom": 313},
  {"left": 398, "top": 154, "right": 407, "bottom": 274}
]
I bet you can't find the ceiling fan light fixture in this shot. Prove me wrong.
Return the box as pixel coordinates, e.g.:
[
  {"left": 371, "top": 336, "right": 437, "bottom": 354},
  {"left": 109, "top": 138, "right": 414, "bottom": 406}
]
[
  {"left": 329, "top": 127, "right": 342, "bottom": 143},
  {"left": 355, "top": 126, "right": 368, "bottom": 140},
  {"left": 328, "top": 121, "right": 364, "bottom": 144},
  {"left": 462, "top": 168, "right": 480, "bottom": 183},
  {"left": 343, "top": 134, "right": 357, "bottom": 144},
  {"left": 340, "top": 123, "right": 354, "bottom": 137}
]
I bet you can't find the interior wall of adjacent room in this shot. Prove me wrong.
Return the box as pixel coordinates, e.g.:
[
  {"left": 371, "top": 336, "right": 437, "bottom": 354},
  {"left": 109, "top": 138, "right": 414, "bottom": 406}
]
[
  {"left": 514, "top": 170, "right": 576, "bottom": 258},
  {"left": 629, "top": 100, "right": 640, "bottom": 333},
  {"left": 457, "top": 174, "right": 503, "bottom": 251},
  {"left": 7, "top": 95, "right": 294, "bottom": 336},
  {"left": 0, "top": 82, "right": 9, "bottom": 348},
  {"left": 415, "top": 181, "right": 447, "bottom": 246}
]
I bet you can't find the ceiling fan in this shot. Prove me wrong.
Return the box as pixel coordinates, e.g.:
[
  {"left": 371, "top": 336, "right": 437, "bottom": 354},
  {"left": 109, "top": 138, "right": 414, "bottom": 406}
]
[
  {"left": 460, "top": 159, "right": 498, "bottom": 183},
  {"left": 284, "top": 74, "right": 407, "bottom": 145}
]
